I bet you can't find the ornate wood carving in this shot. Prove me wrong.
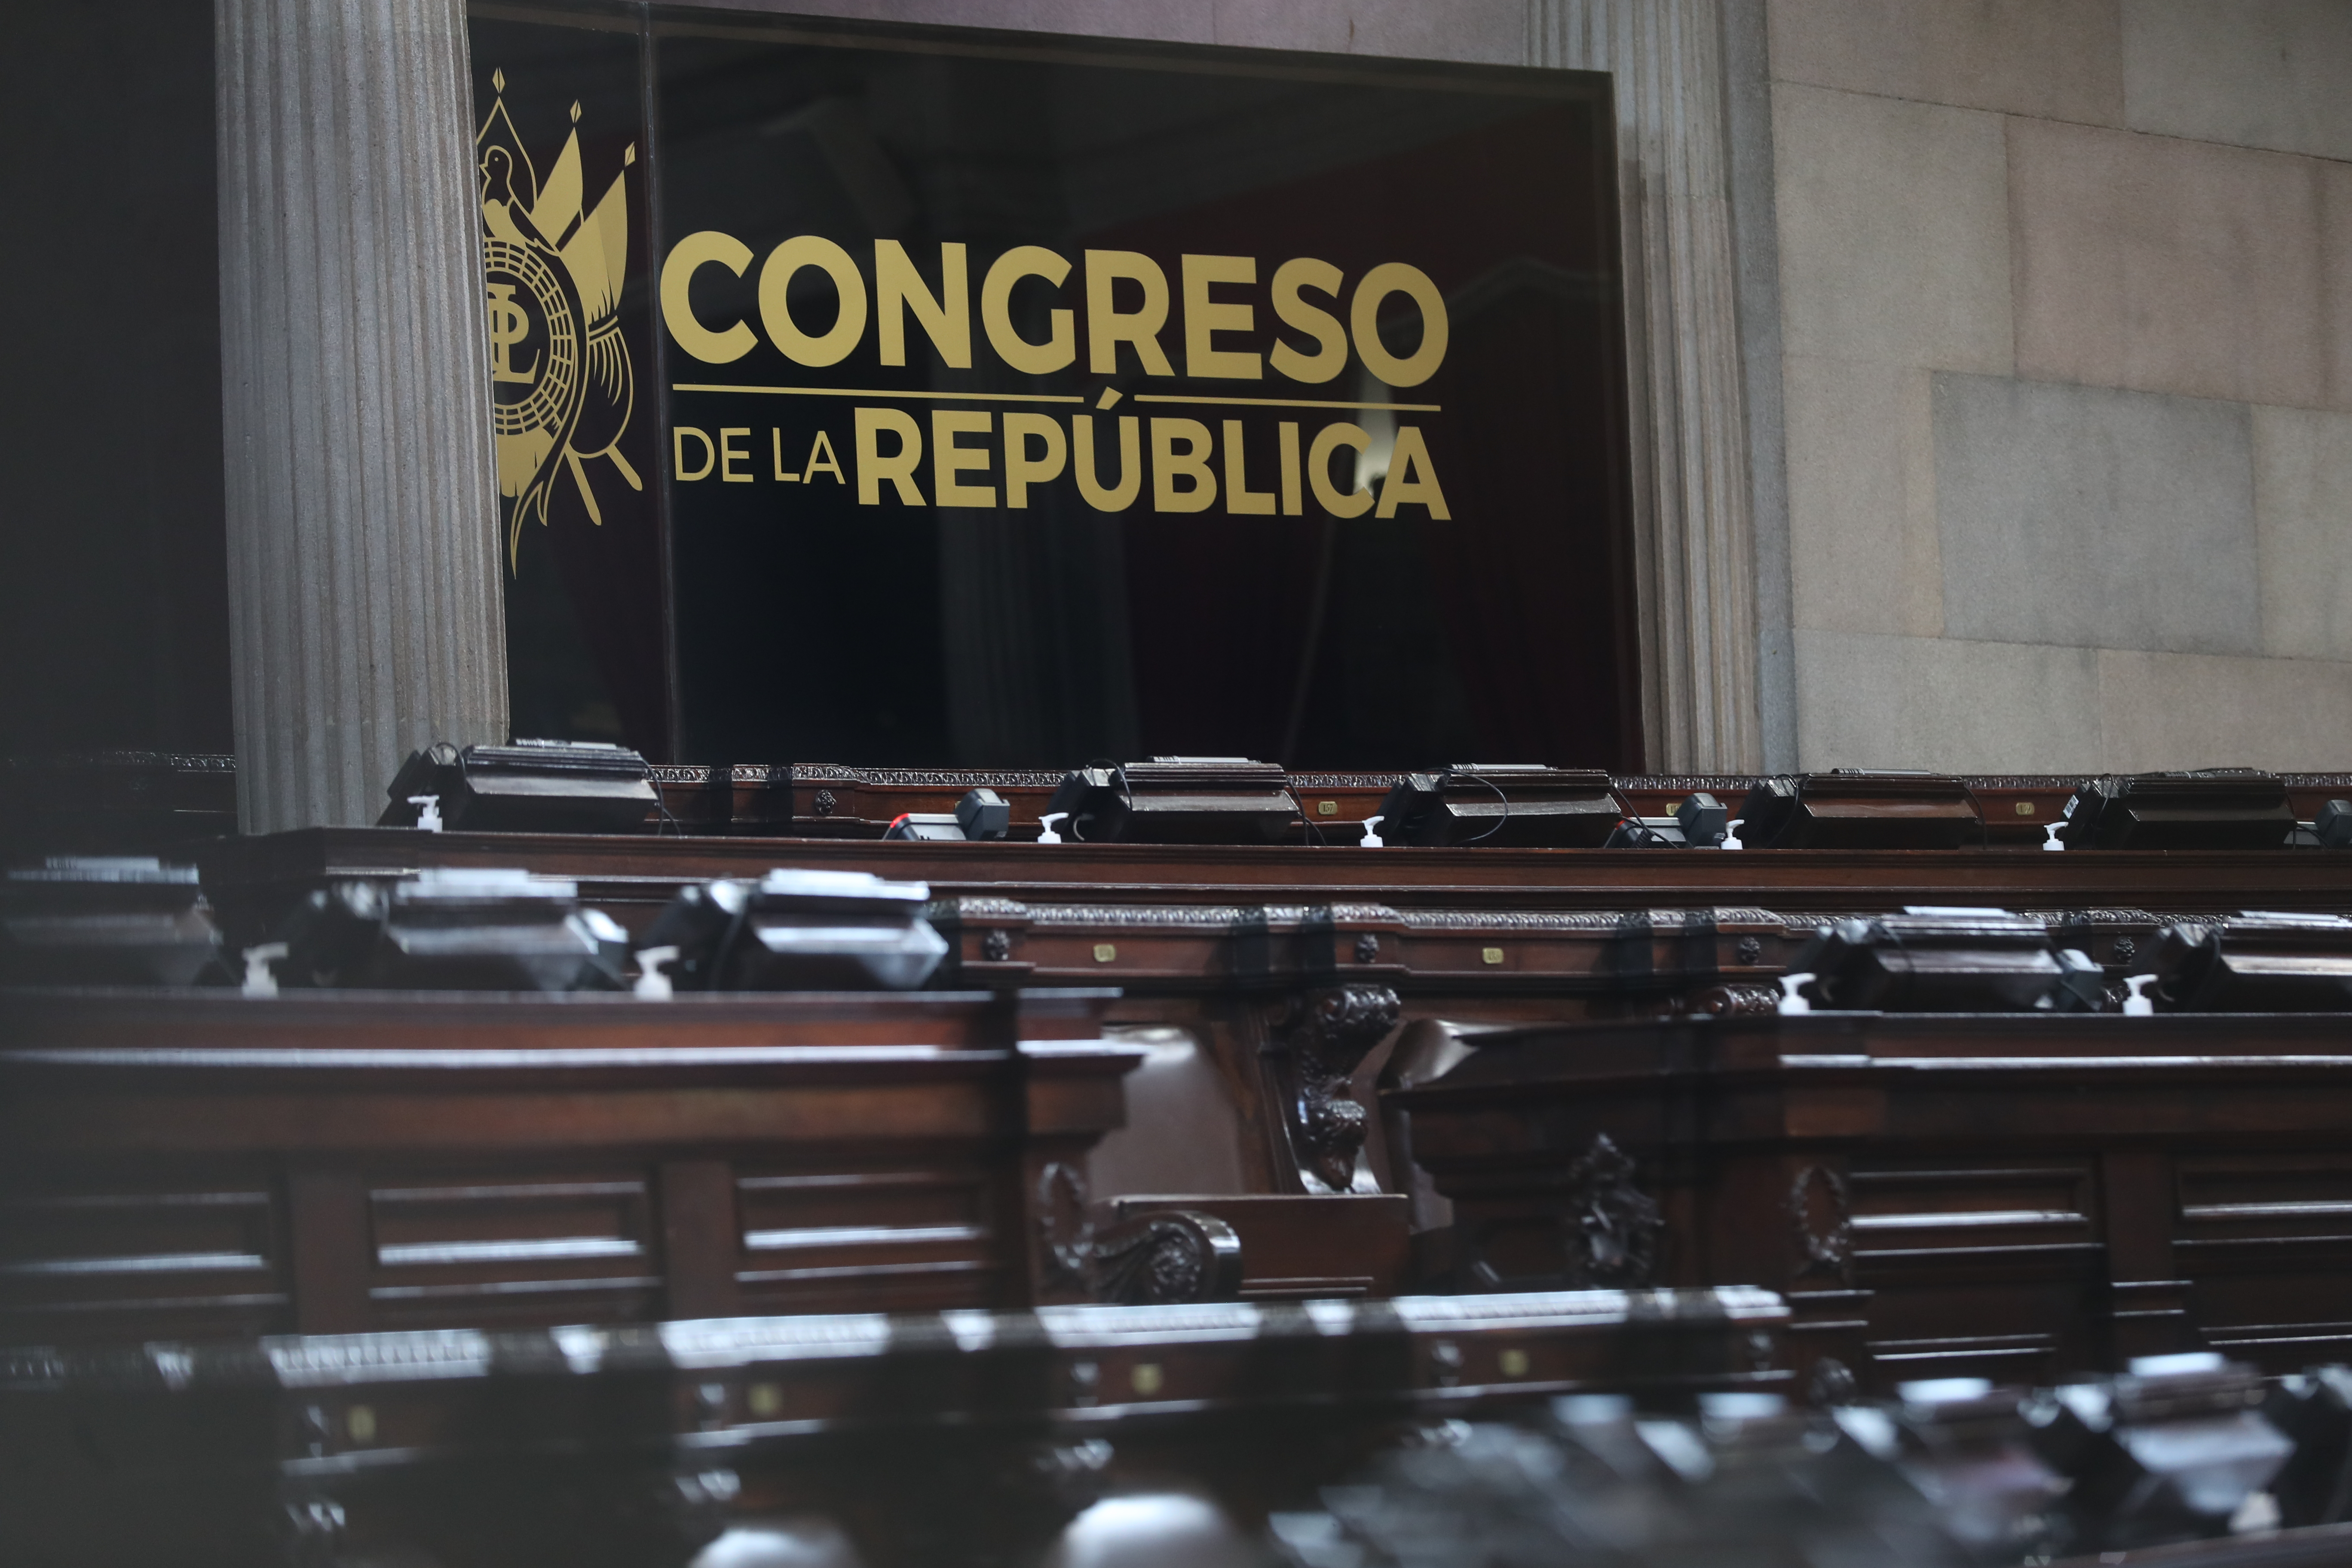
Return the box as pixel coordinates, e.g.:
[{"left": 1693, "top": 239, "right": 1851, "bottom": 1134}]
[
  {"left": 1265, "top": 984, "right": 1402, "bottom": 1194},
  {"left": 1788, "top": 1164, "right": 1853, "bottom": 1284},
  {"left": 1090, "top": 1213, "right": 1243, "bottom": 1305},
  {"left": 1036, "top": 1161, "right": 1094, "bottom": 1285},
  {"left": 1561, "top": 1134, "right": 1662, "bottom": 1288},
  {"left": 1033, "top": 1161, "right": 1242, "bottom": 1305},
  {"left": 1692, "top": 983, "right": 1779, "bottom": 1016}
]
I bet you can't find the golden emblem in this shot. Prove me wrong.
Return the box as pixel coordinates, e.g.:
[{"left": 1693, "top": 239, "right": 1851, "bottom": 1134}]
[{"left": 476, "top": 70, "right": 641, "bottom": 570}]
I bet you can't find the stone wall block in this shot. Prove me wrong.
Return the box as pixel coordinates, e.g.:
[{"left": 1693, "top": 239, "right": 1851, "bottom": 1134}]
[
  {"left": 1934, "top": 373, "right": 2258, "bottom": 655},
  {"left": 2098, "top": 647, "right": 2352, "bottom": 773},
  {"left": 2122, "top": 0, "right": 2352, "bottom": 163},
  {"left": 1770, "top": 0, "right": 2123, "bottom": 124},
  {"left": 2009, "top": 116, "right": 2349, "bottom": 412},
  {"left": 1793, "top": 629, "right": 2103, "bottom": 773},
  {"left": 1772, "top": 84, "right": 2013, "bottom": 374},
  {"left": 1782, "top": 355, "right": 1941, "bottom": 638},
  {"left": 2254, "top": 404, "right": 2352, "bottom": 664}
]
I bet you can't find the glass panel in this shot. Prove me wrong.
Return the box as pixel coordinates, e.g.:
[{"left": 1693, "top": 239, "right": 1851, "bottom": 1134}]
[
  {"left": 469, "top": 10, "right": 670, "bottom": 756},
  {"left": 473, "top": 7, "right": 1636, "bottom": 771}
]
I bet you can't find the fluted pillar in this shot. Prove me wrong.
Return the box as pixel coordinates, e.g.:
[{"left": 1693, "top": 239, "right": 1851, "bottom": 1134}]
[
  {"left": 1530, "top": 0, "right": 1765, "bottom": 773},
  {"left": 216, "top": 0, "right": 505, "bottom": 833}
]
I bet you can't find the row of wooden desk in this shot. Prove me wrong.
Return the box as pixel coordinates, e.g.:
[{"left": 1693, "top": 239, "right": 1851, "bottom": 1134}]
[
  {"left": 0, "top": 1288, "right": 1785, "bottom": 1568},
  {"left": 11, "top": 822, "right": 2352, "bottom": 1563},
  {"left": 12, "top": 983, "right": 2350, "bottom": 1390},
  {"left": 15, "top": 974, "right": 2352, "bottom": 1563},
  {"left": 198, "top": 827, "right": 2352, "bottom": 927},
  {"left": 646, "top": 765, "right": 2352, "bottom": 850},
  {"left": 13, "top": 752, "right": 2352, "bottom": 856},
  {"left": 0, "top": 979, "right": 1786, "bottom": 1566}
]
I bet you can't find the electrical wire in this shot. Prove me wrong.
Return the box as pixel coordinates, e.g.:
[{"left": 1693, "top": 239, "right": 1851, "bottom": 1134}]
[
  {"left": 1452, "top": 770, "right": 1512, "bottom": 845},
  {"left": 1285, "top": 787, "right": 1329, "bottom": 847},
  {"left": 652, "top": 778, "right": 684, "bottom": 837}
]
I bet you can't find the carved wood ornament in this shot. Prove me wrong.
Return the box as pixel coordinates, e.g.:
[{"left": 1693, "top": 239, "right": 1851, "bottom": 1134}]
[
  {"left": 1788, "top": 1163, "right": 1853, "bottom": 1284},
  {"left": 1561, "top": 1133, "right": 1663, "bottom": 1288},
  {"left": 1265, "top": 983, "right": 1402, "bottom": 1193},
  {"left": 1693, "top": 982, "right": 1779, "bottom": 1016},
  {"left": 1033, "top": 1161, "right": 1241, "bottom": 1305}
]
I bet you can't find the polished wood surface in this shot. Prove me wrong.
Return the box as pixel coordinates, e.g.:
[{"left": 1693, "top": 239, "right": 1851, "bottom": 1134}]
[
  {"left": 1386, "top": 1010, "right": 2352, "bottom": 1395},
  {"left": 0, "top": 986, "right": 1134, "bottom": 1344},
  {"left": 197, "top": 827, "right": 2352, "bottom": 943}
]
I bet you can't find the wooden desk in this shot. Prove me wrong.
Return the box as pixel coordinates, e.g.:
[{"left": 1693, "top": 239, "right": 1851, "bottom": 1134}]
[
  {"left": 10, "top": 754, "right": 2350, "bottom": 856},
  {"left": 668, "top": 766, "right": 2352, "bottom": 850},
  {"left": 186, "top": 830, "right": 2352, "bottom": 1276},
  {"left": 0, "top": 1287, "right": 1790, "bottom": 1568},
  {"left": 197, "top": 827, "right": 2352, "bottom": 942},
  {"left": 0, "top": 986, "right": 1139, "bottom": 1345},
  {"left": 0, "top": 750, "right": 239, "bottom": 858},
  {"left": 1384, "top": 1011, "right": 2352, "bottom": 1396}
]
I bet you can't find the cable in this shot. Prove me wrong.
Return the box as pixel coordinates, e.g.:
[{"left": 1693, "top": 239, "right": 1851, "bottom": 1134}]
[
  {"left": 652, "top": 777, "right": 684, "bottom": 837},
  {"left": 1285, "top": 787, "right": 1329, "bottom": 848},
  {"left": 1453, "top": 770, "right": 1512, "bottom": 845}
]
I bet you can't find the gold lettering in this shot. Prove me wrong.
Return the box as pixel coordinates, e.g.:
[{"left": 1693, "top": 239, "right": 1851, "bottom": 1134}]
[
  {"left": 1084, "top": 251, "right": 1174, "bottom": 376},
  {"left": 720, "top": 428, "right": 753, "bottom": 482},
  {"left": 674, "top": 426, "right": 715, "bottom": 481},
  {"left": 1308, "top": 423, "right": 1373, "bottom": 518},
  {"left": 1278, "top": 421, "right": 1303, "bottom": 515},
  {"left": 932, "top": 410, "right": 996, "bottom": 508},
  {"left": 802, "top": 430, "right": 845, "bottom": 484},
  {"left": 1221, "top": 420, "right": 1273, "bottom": 515},
  {"left": 875, "top": 241, "right": 971, "bottom": 368},
  {"left": 1073, "top": 414, "right": 1141, "bottom": 512},
  {"left": 772, "top": 428, "right": 797, "bottom": 481},
  {"left": 1268, "top": 258, "right": 1347, "bottom": 384},
  {"left": 658, "top": 232, "right": 758, "bottom": 364},
  {"left": 1350, "top": 263, "right": 1448, "bottom": 388},
  {"left": 485, "top": 282, "right": 538, "bottom": 384},
  {"left": 759, "top": 235, "right": 868, "bottom": 368},
  {"left": 1375, "top": 426, "right": 1450, "bottom": 518},
  {"left": 854, "top": 407, "right": 925, "bottom": 505},
  {"left": 1003, "top": 413, "right": 1068, "bottom": 509},
  {"left": 1181, "top": 254, "right": 1261, "bottom": 380},
  {"left": 1151, "top": 417, "right": 1216, "bottom": 514},
  {"left": 981, "top": 247, "right": 1077, "bottom": 375}
]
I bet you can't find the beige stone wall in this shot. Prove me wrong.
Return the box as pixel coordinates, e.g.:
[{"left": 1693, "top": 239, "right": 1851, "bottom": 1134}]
[{"left": 1768, "top": 0, "right": 2352, "bottom": 771}]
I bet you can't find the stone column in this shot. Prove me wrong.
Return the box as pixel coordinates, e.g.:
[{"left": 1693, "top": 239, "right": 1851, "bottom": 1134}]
[
  {"left": 1531, "top": 0, "right": 1767, "bottom": 774},
  {"left": 216, "top": 0, "right": 506, "bottom": 833}
]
